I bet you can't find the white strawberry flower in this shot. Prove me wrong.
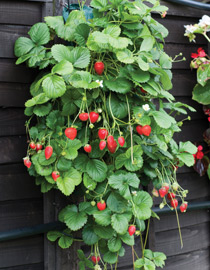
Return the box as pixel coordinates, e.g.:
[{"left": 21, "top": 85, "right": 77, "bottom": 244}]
[
  {"left": 142, "top": 104, "right": 150, "bottom": 111},
  {"left": 198, "top": 15, "right": 210, "bottom": 28},
  {"left": 184, "top": 24, "right": 198, "bottom": 34},
  {"left": 96, "top": 80, "right": 103, "bottom": 87}
]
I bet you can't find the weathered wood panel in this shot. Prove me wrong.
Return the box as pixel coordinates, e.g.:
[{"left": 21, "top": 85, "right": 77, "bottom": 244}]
[
  {"left": 155, "top": 222, "right": 210, "bottom": 257},
  {"left": 0, "top": 236, "right": 44, "bottom": 268},
  {"left": 0, "top": 59, "right": 36, "bottom": 83},
  {"left": 0, "top": 25, "right": 29, "bottom": 58},
  {"left": 0, "top": 83, "right": 30, "bottom": 107},
  {"left": 0, "top": 199, "right": 43, "bottom": 231},
  {"left": 154, "top": 209, "right": 210, "bottom": 232},
  {"left": 1, "top": 263, "right": 44, "bottom": 270},
  {"left": 163, "top": 248, "right": 210, "bottom": 270},
  {"left": 0, "top": 136, "right": 27, "bottom": 164},
  {"left": 0, "top": 163, "right": 41, "bottom": 201},
  {"left": 0, "top": 108, "right": 27, "bottom": 136},
  {"left": 0, "top": 1, "right": 42, "bottom": 25}
]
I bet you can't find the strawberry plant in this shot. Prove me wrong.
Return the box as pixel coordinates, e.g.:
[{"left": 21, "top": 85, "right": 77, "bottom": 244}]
[
  {"left": 15, "top": 0, "right": 197, "bottom": 269},
  {"left": 185, "top": 15, "right": 210, "bottom": 179}
]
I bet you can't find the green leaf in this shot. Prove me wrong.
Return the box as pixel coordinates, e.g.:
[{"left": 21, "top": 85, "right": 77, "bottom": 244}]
[
  {"left": 137, "top": 56, "right": 149, "bottom": 71},
  {"left": 64, "top": 139, "right": 82, "bottom": 160},
  {"left": 14, "top": 37, "right": 34, "bottom": 57},
  {"left": 103, "top": 251, "right": 118, "bottom": 264},
  {"left": 41, "top": 181, "right": 54, "bottom": 193},
  {"left": 82, "top": 225, "right": 99, "bottom": 245},
  {"left": 38, "top": 151, "right": 56, "bottom": 166},
  {"left": 140, "top": 36, "right": 155, "bottom": 52},
  {"left": 192, "top": 81, "right": 210, "bottom": 105},
  {"left": 130, "top": 69, "right": 150, "bottom": 83},
  {"left": 34, "top": 163, "right": 53, "bottom": 176},
  {"left": 153, "top": 252, "right": 167, "bottom": 268},
  {"left": 105, "top": 78, "right": 132, "bottom": 94},
  {"left": 83, "top": 173, "right": 97, "bottom": 191},
  {"left": 57, "top": 157, "right": 72, "bottom": 172},
  {"left": 52, "top": 60, "right": 73, "bottom": 75},
  {"left": 68, "top": 47, "right": 90, "bottom": 69},
  {"left": 107, "top": 192, "right": 128, "bottom": 213},
  {"left": 116, "top": 49, "right": 134, "bottom": 64},
  {"left": 43, "top": 75, "right": 66, "bottom": 98},
  {"left": 90, "top": 0, "right": 108, "bottom": 10},
  {"left": 108, "top": 237, "right": 122, "bottom": 252},
  {"left": 29, "top": 127, "right": 38, "bottom": 140},
  {"left": 46, "top": 110, "right": 64, "bottom": 130},
  {"left": 103, "top": 25, "right": 121, "bottom": 37},
  {"left": 111, "top": 214, "right": 128, "bottom": 234},
  {"left": 86, "top": 159, "right": 107, "bottom": 182},
  {"left": 134, "top": 258, "right": 155, "bottom": 270},
  {"left": 94, "top": 225, "right": 114, "bottom": 239},
  {"left": 179, "top": 141, "right": 197, "bottom": 154},
  {"left": 159, "top": 52, "right": 172, "bottom": 69},
  {"left": 152, "top": 109, "right": 175, "bottom": 128},
  {"left": 47, "top": 231, "right": 63, "bottom": 241},
  {"left": 120, "top": 232, "right": 134, "bottom": 246},
  {"left": 28, "top": 23, "right": 50, "bottom": 45},
  {"left": 197, "top": 64, "right": 210, "bottom": 87},
  {"left": 58, "top": 235, "right": 73, "bottom": 249},
  {"left": 25, "top": 93, "right": 49, "bottom": 107},
  {"left": 56, "top": 176, "right": 75, "bottom": 196},
  {"left": 108, "top": 172, "right": 140, "bottom": 199},
  {"left": 33, "top": 103, "right": 52, "bottom": 117},
  {"left": 73, "top": 154, "right": 89, "bottom": 172},
  {"left": 106, "top": 94, "right": 128, "bottom": 119},
  {"left": 133, "top": 191, "right": 153, "bottom": 220},
  {"left": 177, "top": 152, "right": 195, "bottom": 167},
  {"left": 69, "top": 71, "right": 91, "bottom": 89},
  {"left": 65, "top": 211, "right": 88, "bottom": 231},
  {"left": 51, "top": 44, "right": 72, "bottom": 62},
  {"left": 75, "top": 23, "right": 90, "bottom": 46},
  {"left": 93, "top": 209, "right": 111, "bottom": 226}
]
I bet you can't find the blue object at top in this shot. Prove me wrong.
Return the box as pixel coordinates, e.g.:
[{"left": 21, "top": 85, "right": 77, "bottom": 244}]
[{"left": 63, "top": 4, "right": 93, "bottom": 22}]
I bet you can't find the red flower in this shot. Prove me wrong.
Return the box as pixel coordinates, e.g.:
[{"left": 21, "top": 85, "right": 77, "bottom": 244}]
[{"left": 191, "top": 47, "right": 206, "bottom": 59}]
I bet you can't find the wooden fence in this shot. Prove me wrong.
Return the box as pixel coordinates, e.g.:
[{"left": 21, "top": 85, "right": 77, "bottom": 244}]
[{"left": 0, "top": 1, "right": 209, "bottom": 269}]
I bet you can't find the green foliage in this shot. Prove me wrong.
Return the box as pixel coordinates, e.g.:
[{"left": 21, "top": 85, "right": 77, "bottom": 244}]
[{"left": 15, "top": 1, "right": 195, "bottom": 269}]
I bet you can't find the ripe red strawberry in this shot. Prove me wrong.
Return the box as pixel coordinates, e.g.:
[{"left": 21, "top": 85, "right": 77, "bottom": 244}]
[
  {"left": 107, "top": 140, "right": 117, "bottom": 153},
  {"left": 107, "top": 135, "right": 114, "bottom": 145},
  {"left": 142, "top": 125, "right": 151, "bottom": 136},
  {"left": 91, "top": 256, "right": 100, "bottom": 264},
  {"left": 128, "top": 225, "right": 136, "bottom": 236},
  {"left": 99, "top": 140, "right": 106, "bottom": 150},
  {"left": 29, "top": 142, "right": 36, "bottom": 150},
  {"left": 118, "top": 136, "right": 125, "bottom": 147},
  {"left": 52, "top": 171, "right": 60, "bottom": 181},
  {"left": 45, "top": 146, "right": 53, "bottom": 160},
  {"left": 89, "top": 112, "right": 99, "bottom": 123},
  {"left": 94, "top": 61, "right": 104, "bottom": 75},
  {"left": 140, "top": 87, "right": 147, "bottom": 94},
  {"left": 98, "top": 128, "right": 108, "bottom": 140},
  {"left": 79, "top": 112, "right": 89, "bottom": 121},
  {"left": 84, "top": 144, "right": 92, "bottom": 153},
  {"left": 36, "top": 143, "right": 43, "bottom": 151},
  {"left": 65, "top": 127, "right": 77, "bottom": 140},
  {"left": 180, "top": 202, "right": 188, "bottom": 213},
  {"left": 23, "top": 157, "right": 32, "bottom": 168},
  {"left": 167, "top": 192, "right": 176, "bottom": 201},
  {"left": 159, "top": 187, "right": 168, "bottom": 198},
  {"left": 170, "top": 199, "right": 178, "bottom": 209},
  {"left": 97, "top": 201, "right": 106, "bottom": 211},
  {"left": 136, "top": 125, "right": 143, "bottom": 135}
]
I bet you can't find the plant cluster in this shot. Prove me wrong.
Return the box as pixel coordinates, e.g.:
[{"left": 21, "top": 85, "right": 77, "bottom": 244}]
[
  {"left": 185, "top": 15, "right": 210, "bottom": 178},
  {"left": 15, "top": 0, "right": 197, "bottom": 269}
]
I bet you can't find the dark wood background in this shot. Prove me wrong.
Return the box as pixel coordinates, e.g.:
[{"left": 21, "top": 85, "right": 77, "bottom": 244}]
[{"left": 0, "top": 0, "right": 209, "bottom": 269}]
